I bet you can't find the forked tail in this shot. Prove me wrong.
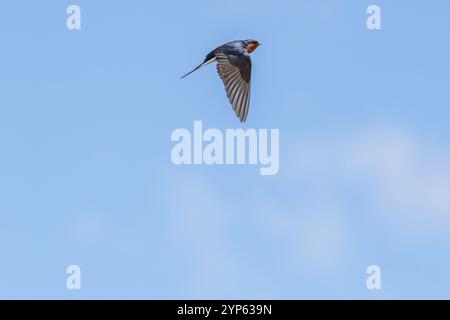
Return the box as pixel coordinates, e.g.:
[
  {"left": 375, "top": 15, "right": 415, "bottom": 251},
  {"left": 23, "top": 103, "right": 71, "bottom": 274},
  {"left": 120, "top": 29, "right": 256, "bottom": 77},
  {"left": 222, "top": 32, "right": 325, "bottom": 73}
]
[{"left": 180, "top": 57, "right": 217, "bottom": 79}]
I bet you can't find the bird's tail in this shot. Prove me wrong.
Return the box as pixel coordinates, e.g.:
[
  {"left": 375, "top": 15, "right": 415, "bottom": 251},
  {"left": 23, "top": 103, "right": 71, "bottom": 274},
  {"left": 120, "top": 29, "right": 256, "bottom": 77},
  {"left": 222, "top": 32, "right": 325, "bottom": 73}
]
[{"left": 180, "top": 57, "right": 216, "bottom": 79}]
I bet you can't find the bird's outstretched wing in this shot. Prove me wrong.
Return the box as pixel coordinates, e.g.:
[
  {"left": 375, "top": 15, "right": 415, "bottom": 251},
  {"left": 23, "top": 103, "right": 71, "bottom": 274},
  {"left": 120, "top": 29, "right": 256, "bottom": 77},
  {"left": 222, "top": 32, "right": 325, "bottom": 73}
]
[{"left": 216, "top": 53, "right": 252, "bottom": 123}]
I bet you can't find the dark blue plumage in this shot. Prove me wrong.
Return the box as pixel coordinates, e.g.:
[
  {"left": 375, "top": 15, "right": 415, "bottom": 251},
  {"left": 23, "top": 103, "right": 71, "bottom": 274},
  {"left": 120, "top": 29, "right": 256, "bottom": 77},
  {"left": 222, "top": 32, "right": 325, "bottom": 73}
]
[{"left": 181, "top": 39, "right": 261, "bottom": 123}]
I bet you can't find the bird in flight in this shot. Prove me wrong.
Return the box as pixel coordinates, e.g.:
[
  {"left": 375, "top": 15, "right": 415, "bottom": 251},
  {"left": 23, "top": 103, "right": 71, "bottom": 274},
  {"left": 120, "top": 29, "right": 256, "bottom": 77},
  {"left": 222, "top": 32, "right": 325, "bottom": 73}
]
[{"left": 181, "top": 39, "right": 261, "bottom": 123}]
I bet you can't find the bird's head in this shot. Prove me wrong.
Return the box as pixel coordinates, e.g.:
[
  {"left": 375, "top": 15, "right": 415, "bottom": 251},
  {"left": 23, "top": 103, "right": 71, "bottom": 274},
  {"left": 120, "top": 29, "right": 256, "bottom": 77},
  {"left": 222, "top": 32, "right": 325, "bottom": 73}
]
[{"left": 244, "top": 39, "right": 261, "bottom": 54}]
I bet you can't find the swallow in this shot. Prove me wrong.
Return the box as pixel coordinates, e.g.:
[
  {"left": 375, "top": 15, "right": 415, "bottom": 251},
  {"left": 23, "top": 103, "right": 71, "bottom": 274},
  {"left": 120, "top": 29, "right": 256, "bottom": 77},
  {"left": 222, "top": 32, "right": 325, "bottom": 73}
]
[{"left": 181, "top": 39, "right": 261, "bottom": 123}]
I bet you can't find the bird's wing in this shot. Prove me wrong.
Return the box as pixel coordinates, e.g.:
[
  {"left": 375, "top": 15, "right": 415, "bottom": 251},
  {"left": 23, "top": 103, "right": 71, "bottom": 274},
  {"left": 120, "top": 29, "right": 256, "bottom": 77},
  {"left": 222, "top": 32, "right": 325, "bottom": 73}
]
[{"left": 216, "top": 53, "right": 252, "bottom": 123}]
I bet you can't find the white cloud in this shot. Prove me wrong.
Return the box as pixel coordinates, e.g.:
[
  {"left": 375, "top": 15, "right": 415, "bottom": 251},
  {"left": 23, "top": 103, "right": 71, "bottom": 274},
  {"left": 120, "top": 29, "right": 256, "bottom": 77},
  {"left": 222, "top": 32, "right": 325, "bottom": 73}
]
[
  {"left": 260, "top": 204, "right": 351, "bottom": 274},
  {"left": 285, "top": 127, "right": 450, "bottom": 238},
  {"left": 163, "top": 127, "right": 450, "bottom": 291},
  {"left": 345, "top": 129, "right": 450, "bottom": 234},
  {"left": 166, "top": 176, "right": 239, "bottom": 296}
]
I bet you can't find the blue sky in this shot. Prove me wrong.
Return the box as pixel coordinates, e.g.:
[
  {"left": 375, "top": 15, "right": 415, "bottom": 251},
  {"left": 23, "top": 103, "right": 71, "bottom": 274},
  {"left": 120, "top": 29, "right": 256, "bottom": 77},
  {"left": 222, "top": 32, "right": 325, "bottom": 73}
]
[{"left": 1, "top": 0, "right": 450, "bottom": 299}]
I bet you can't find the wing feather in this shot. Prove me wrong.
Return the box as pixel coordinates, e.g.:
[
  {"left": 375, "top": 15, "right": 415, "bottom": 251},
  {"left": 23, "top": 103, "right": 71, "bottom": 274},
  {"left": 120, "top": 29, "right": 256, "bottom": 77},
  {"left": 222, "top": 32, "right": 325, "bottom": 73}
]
[{"left": 216, "top": 53, "right": 252, "bottom": 122}]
